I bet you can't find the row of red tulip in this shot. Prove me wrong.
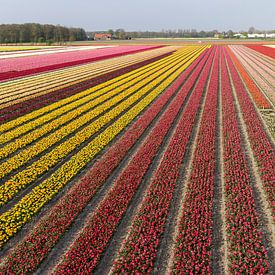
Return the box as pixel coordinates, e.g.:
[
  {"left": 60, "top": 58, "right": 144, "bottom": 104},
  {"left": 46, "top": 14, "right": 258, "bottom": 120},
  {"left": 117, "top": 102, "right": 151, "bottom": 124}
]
[
  {"left": 0, "top": 53, "right": 172, "bottom": 123},
  {"left": 172, "top": 47, "right": 220, "bottom": 273},
  {"left": 246, "top": 45, "right": 275, "bottom": 59},
  {"left": 0, "top": 48, "right": 209, "bottom": 274},
  {"left": 54, "top": 47, "right": 213, "bottom": 275},
  {"left": 225, "top": 47, "right": 275, "bottom": 219},
  {"left": 111, "top": 47, "right": 215, "bottom": 274},
  {"left": 0, "top": 45, "right": 162, "bottom": 81},
  {"left": 220, "top": 48, "right": 269, "bottom": 274}
]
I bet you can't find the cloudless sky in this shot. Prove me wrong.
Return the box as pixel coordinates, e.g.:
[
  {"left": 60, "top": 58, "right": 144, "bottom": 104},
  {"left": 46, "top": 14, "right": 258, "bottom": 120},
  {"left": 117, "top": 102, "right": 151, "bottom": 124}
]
[{"left": 1, "top": 0, "right": 274, "bottom": 31}]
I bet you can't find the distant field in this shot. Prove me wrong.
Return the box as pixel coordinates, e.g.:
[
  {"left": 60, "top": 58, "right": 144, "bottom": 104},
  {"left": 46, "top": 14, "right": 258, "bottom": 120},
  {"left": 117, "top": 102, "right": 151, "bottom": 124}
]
[
  {"left": 2, "top": 38, "right": 275, "bottom": 48},
  {"left": 0, "top": 43, "right": 274, "bottom": 274}
]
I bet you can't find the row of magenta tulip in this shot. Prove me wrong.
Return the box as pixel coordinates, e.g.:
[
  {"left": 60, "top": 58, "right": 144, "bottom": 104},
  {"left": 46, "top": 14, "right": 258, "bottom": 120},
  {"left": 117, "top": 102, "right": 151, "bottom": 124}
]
[
  {"left": 221, "top": 48, "right": 269, "bottom": 274},
  {"left": 0, "top": 48, "right": 209, "bottom": 274},
  {"left": 172, "top": 47, "right": 220, "bottom": 273}
]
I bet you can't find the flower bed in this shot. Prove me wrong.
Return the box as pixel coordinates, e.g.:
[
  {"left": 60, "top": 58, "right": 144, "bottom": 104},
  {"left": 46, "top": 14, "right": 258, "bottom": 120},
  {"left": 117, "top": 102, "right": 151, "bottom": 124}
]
[
  {"left": 0, "top": 45, "right": 162, "bottom": 81},
  {"left": 221, "top": 48, "right": 269, "bottom": 274}
]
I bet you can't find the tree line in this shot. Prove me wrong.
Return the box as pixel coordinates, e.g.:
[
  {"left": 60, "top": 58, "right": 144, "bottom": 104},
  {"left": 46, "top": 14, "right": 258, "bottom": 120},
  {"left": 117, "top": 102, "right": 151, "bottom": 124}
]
[
  {"left": 88, "top": 29, "right": 226, "bottom": 39},
  {"left": 88, "top": 28, "right": 275, "bottom": 40},
  {"left": 0, "top": 23, "right": 87, "bottom": 44}
]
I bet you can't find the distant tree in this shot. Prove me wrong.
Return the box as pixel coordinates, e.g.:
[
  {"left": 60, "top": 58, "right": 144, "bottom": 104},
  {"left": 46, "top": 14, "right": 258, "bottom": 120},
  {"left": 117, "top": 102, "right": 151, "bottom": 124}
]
[
  {"left": 115, "top": 28, "right": 126, "bottom": 39},
  {"left": 107, "top": 29, "right": 114, "bottom": 35},
  {"left": 0, "top": 23, "right": 87, "bottom": 44},
  {"left": 227, "top": 30, "right": 234, "bottom": 38},
  {"left": 248, "top": 26, "right": 256, "bottom": 34},
  {"left": 198, "top": 31, "right": 206, "bottom": 38}
]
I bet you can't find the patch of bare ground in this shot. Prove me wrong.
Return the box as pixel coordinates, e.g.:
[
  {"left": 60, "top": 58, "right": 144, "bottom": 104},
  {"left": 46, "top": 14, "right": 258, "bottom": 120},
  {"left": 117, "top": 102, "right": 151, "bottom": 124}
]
[
  {"left": 218, "top": 52, "right": 229, "bottom": 275},
  {"left": 211, "top": 51, "right": 224, "bottom": 275},
  {"left": 261, "top": 110, "right": 275, "bottom": 140},
  {"left": 226, "top": 56, "right": 275, "bottom": 273}
]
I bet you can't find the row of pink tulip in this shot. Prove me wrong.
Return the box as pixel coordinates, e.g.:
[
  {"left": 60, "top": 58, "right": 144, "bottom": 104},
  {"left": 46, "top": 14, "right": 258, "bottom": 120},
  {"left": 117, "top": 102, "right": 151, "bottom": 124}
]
[
  {"left": 226, "top": 46, "right": 271, "bottom": 109},
  {"left": 0, "top": 48, "right": 209, "bottom": 274},
  {"left": 238, "top": 46, "right": 275, "bottom": 80},
  {"left": 229, "top": 46, "right": 275, "bottom": 105},
  {"left": 221, "top": 48, "right": 269, "bottom": 274}
]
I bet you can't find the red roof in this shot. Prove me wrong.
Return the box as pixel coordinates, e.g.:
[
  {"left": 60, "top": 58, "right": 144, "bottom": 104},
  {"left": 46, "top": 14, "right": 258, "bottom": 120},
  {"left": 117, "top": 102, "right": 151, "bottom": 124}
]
[{"left": 94, "top": 33, "right": 112, "bottom": 38}]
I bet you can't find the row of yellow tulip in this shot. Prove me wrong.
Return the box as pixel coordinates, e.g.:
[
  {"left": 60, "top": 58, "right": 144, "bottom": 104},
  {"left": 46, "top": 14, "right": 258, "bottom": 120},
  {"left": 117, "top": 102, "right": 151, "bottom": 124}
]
[
  {"left": 0, "top": 46, "right": 45, "bottom": 52},
  {"left": 0, "top": 47, "right": 204, "bottom": 207},
  {"left": 0, "top": 48, "right": 185, "bottom": 134},
  {"left": 0, "top": 50, "right": 193, "bottom": 159},
  {"left": 0, "top": 45, "right": 209, "bottom": 247}
]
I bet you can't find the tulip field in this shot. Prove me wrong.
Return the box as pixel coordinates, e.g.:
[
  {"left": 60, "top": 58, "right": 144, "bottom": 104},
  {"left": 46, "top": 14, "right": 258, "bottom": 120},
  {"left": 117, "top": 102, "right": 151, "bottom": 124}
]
[{"left": 0, "top": 43, "right": 274, "bottom": 274}]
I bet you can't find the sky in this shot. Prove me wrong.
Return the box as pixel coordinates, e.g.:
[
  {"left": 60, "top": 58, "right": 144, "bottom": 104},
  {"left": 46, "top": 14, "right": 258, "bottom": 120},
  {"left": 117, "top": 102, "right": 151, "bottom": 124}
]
[{"left": 0, "top": 0, "right": 274, "bottom": 32}]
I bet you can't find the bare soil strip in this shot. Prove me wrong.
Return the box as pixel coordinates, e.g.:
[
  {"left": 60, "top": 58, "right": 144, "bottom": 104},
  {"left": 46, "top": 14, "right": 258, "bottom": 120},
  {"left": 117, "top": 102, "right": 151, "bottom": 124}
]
[
  {"left": 219, "top": 51, "right": 229, "bottom": 275},
  {"left": 211, "top": 49, "right": 224, "bottom": 274}
]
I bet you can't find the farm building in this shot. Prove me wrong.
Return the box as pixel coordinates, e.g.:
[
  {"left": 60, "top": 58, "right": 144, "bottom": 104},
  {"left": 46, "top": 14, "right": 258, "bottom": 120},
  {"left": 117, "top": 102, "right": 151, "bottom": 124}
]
[
  {"left": 94, "top": 33, "right": 113, "bottom": 40},
  {"left": 248, "top": 33, "right": 265, "bottom": 38}
]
